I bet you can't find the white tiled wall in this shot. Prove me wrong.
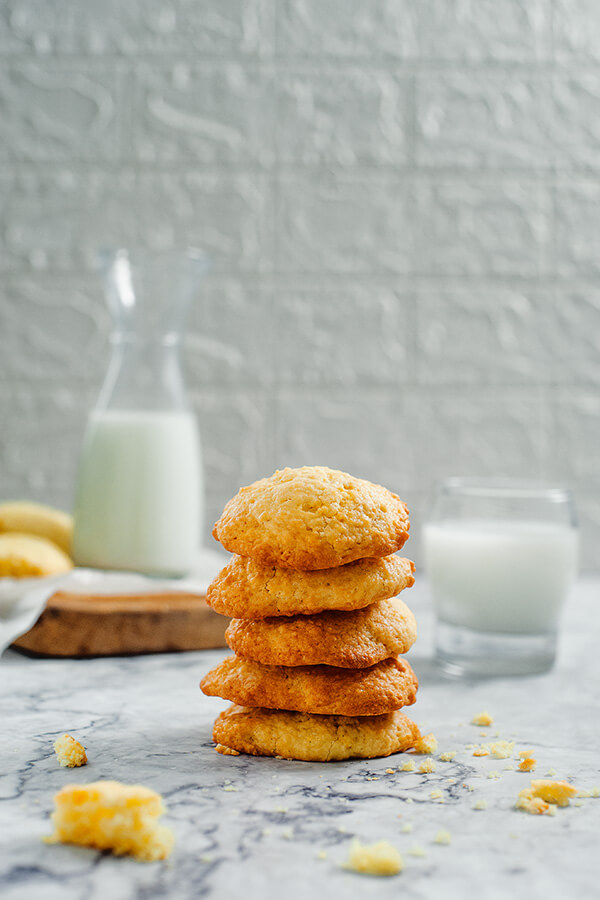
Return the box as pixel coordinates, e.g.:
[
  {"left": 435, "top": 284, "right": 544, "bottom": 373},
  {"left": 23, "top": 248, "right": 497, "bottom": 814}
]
[{"left": 1, "top": 0, "right": 598, "bottom": 568}]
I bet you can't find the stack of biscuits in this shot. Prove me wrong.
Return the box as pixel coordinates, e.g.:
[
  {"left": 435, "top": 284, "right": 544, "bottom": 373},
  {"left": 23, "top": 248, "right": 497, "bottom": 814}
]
[{"left": 201, "top": 466, "right": 421, "bottom": 762}]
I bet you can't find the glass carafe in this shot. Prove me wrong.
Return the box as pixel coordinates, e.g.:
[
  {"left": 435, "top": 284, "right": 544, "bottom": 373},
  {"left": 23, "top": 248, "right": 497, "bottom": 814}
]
[{"left": 72, "top": 248, "right": 206, "bottom": 576}]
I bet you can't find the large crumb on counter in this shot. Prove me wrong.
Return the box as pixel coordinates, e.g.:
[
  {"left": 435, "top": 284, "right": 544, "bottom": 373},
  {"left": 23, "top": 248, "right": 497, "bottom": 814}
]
[
  {"left": 471, "top": 712, "right": 493, "bottom": 727},
  {"left": 45, "top": 781, "right": 174, "bottom": 861},
  {"left": 516, "top": 780, "right": 578, "bottom": 815},
  {"left": 53, "top": 734, "right": 87, "bottom": 768},
  {"left": 412, "top": 733, "right": 438, "bottom": 755},
  {"left": 345, "top": 839, "right": 403, "bottom": 876}
]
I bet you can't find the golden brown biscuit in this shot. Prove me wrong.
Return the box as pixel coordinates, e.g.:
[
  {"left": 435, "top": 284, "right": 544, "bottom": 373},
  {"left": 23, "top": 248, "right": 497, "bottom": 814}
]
[
  {"left": 207, "top": 554, "right": 414, "bottom": 619},
  {"left": 225, "top": 596, "right": 417, "bottom": 668},
  {"left": 212, "top": 466, "right": 410, "bottom": 570},
  {"left": 213, "top": 705, "right": 421, "bottom": 761},
  {"left": 200, "top": 656, "right": 418, "bottom": 716}
]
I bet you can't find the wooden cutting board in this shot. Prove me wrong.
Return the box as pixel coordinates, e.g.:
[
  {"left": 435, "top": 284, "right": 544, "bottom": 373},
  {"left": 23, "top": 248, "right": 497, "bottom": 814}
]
[{"left": 12, "top": 590, "right": 229, "bottom": 658}]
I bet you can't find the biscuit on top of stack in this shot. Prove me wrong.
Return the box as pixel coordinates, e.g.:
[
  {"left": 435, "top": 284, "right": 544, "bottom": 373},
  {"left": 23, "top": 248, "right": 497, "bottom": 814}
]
[{"left": 201, "top": 466, "right": 421, "bottom": 761}]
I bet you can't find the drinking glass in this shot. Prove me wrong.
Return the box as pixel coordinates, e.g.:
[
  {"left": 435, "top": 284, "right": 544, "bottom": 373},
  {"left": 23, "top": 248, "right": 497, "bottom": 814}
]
[{"left": 423, "top": 478, "right": 579, "bottom": 677}]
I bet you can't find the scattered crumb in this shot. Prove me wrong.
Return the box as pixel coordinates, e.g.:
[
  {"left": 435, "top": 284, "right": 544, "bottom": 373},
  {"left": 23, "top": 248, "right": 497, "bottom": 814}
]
[
  {"left": 504, "top": 765, "right": 515, "bottom": 771},
  {"left": 519, "top": 758, "right": 537, "bottom": 772},
  {"left": 439, "top": 751, "right": 456, "bottom": 762},
  {"left": 401, "top": 823, "right": 413, "bottom": 833},
  {"left": 200, "top": 854, "right": 213, "bottom": 864},
  {"left": 413, "top": 733, "right": 438, "bottom": 755},
  {"left": 338, "top": 825, "right": 347, "bottom": 833},
  {"left": 317, "top": 850, "right": 327, "bottom": 860},
  {"left": 472, "top": 746, "right": 489, "bottom": 757},
  {"left": 274, "top": 806, "right": 289, "bottom": 813},
  {"left": 407, "top": 843, "right": 426, "bottom": 857},
  {"left": 53, "top": 734, "right": 87, "bottom": 768},
  {"left": 489, "top": 741, "right": 515, "bottom": 759},
  {"left": 473, "top": 799, "right": 487, "bottom": 810},
  {"left": 215, "top": 744, "right": 239, "bottom": 756},
  {"left": 401, "top": 760, "right": 416, "bottom": 772},
  {"left": 405, "top": 798, "right": 413, "bottom": 804},
  {"left": 577, "top": 787, "right": 600, "bottom": 798},
  {"left": 488, "top": 771, "right": 501, "bottom": 780},
  {"left": 44, "top": 781, "right": 173, "bottom": 861},
  {"left": 419, "top": 758, "right": 436, "bottom": 774},
  {"left": 434, "top": 830, "right": 451, "bottom": 845},
  {"left": 385, "top": 768, "right": 395, "bottom": 775},
  {"left": 465, "top": 743, "right": 476, "bottom": 750},
  {"left": 574, "top": 801, "right": 583, "bottom": 807},
  {"left": 447, "top": 778, "right": 456, "bottom": 784},
  {"left": 467, "top": 785, "right": 475, "bottom": 792},
  {"left": 365, "top": 777, "right": 380, "bottom": 782},
  {"left": 518, "top": 750, "right": 534, "bottom": 758},
  {"left": 480, "top": 732, "right": 488, "bottom": 738},
  {"left": 471, "top": 712, "right": 493, "bottom": 727},
  {"left": 430, "top": 789, "right": 444, "bottom": 800},
  {"left": 516, "top": 780, "right": 578, "bottom": 815},
  {"left": 345, "top": 840, "right": 403, "bottom": 876},
  {"left": 281, "top": 827, "right": 294, "bottom": 840},
  {"left": 546, "top": 768, "right": 557, "bottom": 777},
  {"left": 223, "top": 785, "right": 239, "bottom": 792}
]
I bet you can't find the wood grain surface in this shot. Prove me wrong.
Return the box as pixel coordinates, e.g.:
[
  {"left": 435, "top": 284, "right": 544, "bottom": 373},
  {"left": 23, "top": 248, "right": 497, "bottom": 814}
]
[{"left": 13, "top": 590, "right": 229, "bottom": 658}]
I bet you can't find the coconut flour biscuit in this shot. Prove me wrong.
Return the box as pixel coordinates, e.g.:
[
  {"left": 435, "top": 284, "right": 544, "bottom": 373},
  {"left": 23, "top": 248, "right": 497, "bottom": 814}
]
[
  {"left": 207, "top": 554, "right": 414, "bottom": 619},
  {"left": 200, "top": 656, "right": 418, "bottom": 717},
  {"left": 225, "top": 596, "right": 417, "bottom": 668},
  {"left": 213, "top": 705, "right": 421, "bottom": 761},
  {"left": 212, "top": 467, "right": 410, "bottom": 570}
]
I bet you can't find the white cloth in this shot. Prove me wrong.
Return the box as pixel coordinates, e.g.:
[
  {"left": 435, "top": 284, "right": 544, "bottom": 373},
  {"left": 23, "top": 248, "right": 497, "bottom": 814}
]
[{"left": 0, "top": 548, "right": 226, "bottom": 655}]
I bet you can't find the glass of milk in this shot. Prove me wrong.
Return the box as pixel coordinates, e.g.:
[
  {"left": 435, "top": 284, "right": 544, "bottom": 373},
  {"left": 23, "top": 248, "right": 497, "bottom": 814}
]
[
  {"left": 72, "top": 248, "right": 207, "bottom": 577},
  {"left": 423, "top": 478, "right": 578, "bottom": 677}
]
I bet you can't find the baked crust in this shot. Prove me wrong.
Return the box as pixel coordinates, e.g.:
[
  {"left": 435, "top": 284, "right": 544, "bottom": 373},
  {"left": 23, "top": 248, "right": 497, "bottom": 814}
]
[
  {"left": 212, "top": 466, "right": 410, "bottom": 570},
  {"left": 212, "top": 705, "right": 421, "bottom": 761},
  {"left": 200, "top": 655, "right": 418, "bottom": 716},
  {"left": 207, "top": 554, "right": 414, "bottom": 619},
  {"left": 225, "top": 596, "right": 417, "bottom": 668}
]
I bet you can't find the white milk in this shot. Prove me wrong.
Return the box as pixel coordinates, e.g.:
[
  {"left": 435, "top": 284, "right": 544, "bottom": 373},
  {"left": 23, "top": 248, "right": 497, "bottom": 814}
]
[
  {"left": 72, "top": 410, "right": 202, "bottom": 575},
  {"left": 423, "top": 519, "right": 578, "bottom": 635}
]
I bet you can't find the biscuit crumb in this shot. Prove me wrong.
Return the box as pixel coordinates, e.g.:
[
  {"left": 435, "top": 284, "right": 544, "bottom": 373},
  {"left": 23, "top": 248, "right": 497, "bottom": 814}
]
[
  {"left": 577, "top": 787, "right": 600, "bottom": 798},
  {"left": 385, "top": 768, "right": 395, "bottom": 775},
  {"left": 546, "top": 767, "right": 557, "bottom": 776},
  {"left": 488, "top": 771, "right": 501, "bottom": 780},
  {"left": 473, "top": 799, "right": 487, "bottom": 810},
  {"left": 439, "top": 751, "right": 456, "bottom": 762},
  {"left": 317, "top": 850, "right": 327, "bottom": 860},
  {"left": 434, "top": 830, "right": 451, "bottom": 845},
  {"left": 401, "top": 760, "right": 416, "bottom": 772},
  {"left": 430, "top": 789, "right": 444, "bottom": 800},
  {"left": 519, "top": 758, "right": 537, "bottom": 772},
  {"left": 401, "top": 823, "right": 413, "bottom": 833},
  {"left": 418, "top": 758, "right": 436, "bottom": 774},
  {"left": 405, "top": 797, "right": 413, "bottom": 804},
  {"left": 488, "top": 740, "right": 515, "bottom": 759},
  {"left": 215, "top": 744, "right": 239, "bottom": 756},
  {"left": 516, "top": 780, "right": 578, "bottom": 815},
  {"left": 471, "top": 712, "right": 493, "bottom": 727},
  {"left": 53, "top": 734, "right": 87, "bottom": 768},
  {"left": 345, "top": 839, "right": 403, "bottom": 876},
  {"left": 45, "top": 781, "right": 173, "bottom": 861},
  {"left": 281, "top": 827, "right": 294, "bottom": 840},
  {"left": 223, "top": 785, "right": 239, "bottom": 792},
  {"left": 413, "top": 733, "right": 438, "bottom": 755},
  {"left": 518, "top": 750, "right": 534, "bottom": 758},
  {"left": 407, "top": 843, "right": 426, "bottom": 857},
  {"left": 472, "top": 746, "right": 489, "bottom": 757}
]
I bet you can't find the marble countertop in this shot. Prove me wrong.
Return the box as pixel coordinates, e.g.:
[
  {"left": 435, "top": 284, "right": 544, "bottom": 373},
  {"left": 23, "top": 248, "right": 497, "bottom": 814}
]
[{"left": 1, "top": 577, "right": 599, "bottom": 900}]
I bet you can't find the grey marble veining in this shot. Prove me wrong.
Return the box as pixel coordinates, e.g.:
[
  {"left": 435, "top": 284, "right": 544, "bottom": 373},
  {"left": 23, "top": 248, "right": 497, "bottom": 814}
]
[{"left": 1, "top": 578, "right": 599, "bottom": 900}]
